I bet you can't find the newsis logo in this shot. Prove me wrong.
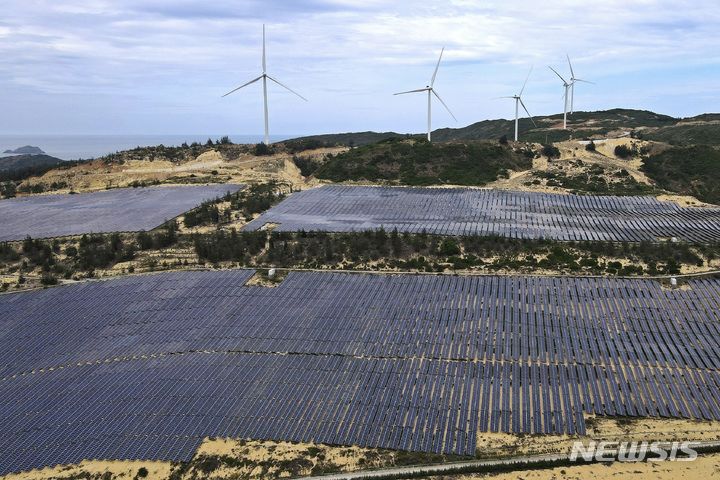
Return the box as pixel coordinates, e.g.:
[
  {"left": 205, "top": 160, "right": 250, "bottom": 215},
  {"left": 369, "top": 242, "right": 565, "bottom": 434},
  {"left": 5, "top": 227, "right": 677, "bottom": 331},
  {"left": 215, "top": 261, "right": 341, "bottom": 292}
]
[{"left": 570, "top": 441, "right": 699, "bottom": 462}]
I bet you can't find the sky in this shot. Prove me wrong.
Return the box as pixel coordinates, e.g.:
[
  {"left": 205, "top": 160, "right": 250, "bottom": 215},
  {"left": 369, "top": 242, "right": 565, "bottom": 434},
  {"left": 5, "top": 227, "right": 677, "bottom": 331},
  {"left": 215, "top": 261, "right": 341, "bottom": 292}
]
[{"left": 1, "top": 0, "right": 719, "bottom": 136}]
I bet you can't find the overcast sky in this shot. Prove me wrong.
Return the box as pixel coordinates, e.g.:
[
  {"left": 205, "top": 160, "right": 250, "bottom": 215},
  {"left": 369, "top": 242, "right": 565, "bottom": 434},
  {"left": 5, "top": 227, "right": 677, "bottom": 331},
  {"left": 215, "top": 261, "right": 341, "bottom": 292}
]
[{"left": 1, "top": 0, "right": 719, "bottom": 136}]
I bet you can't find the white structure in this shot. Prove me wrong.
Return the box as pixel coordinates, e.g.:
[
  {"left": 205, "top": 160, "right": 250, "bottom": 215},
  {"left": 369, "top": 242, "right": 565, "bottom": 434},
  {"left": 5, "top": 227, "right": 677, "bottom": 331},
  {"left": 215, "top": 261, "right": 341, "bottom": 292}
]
[
  {"left": 548, "top": 66, "right": 572, "bottom": 129},
  {"left": 223, "top": 25, "right": 307, "bottom": 145},
  {"left": 501, "top": 67, "right": 537, "bottom": 141},
  {"left": 394, "top": 47, "right": 456, "bottom": 142},
  {"left": 566, "top": 55, "right": 593, "bottom": 114}
]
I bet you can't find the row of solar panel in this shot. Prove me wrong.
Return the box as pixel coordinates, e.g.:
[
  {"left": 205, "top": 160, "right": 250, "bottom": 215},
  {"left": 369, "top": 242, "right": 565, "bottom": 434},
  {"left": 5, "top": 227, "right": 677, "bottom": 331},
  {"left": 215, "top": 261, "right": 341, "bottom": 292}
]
[
  {"left": 2, "top": 272, "right": 719, "bottom": 378},
  {"left": 4, "top": 351, "right": 720, "bottom": 474},
  {"left": 0, "top": 353, "right": 479, "bottom": 474},
  {"left": 3, "top": 270, "right": 720, "bottom": 473},
  {"left": 0, "top": 184, "right": 243, "bottom": 242},
  {"left": 243, "top": 185, "right": 720, "bottom": 242}
]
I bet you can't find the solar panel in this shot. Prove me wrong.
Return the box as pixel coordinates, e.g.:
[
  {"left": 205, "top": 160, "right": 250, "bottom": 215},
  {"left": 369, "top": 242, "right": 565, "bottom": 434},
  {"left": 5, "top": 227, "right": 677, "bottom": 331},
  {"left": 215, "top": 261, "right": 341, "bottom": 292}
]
[
  {"left": 243, "top": 185, "right": 720, "bottom": 243},
  {"left": 2, "top": 269, "right": 720, "bottom": 474},
  {"left": 0, "top": 184, "right": 243, "bottom": 241}
]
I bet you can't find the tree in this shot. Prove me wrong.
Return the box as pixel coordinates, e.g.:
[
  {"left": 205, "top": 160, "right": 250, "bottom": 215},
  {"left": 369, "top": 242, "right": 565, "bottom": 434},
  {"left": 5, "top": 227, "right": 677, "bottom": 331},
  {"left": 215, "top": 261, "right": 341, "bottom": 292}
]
[
  {"left": 542, "top": 144, "right": 561, "bottom": 159},
  {"left": 585, "top": 141, "right": 596, "bottom": 152},
  {"left": 254, "top": 143, "right": 271, "bottom": 156},
  {"left": 499, "top": 135, "right": 509, "bottom": 145},
  {"left": 1, "top": 181, "right": 16, "bottom": 198},
  {"left": 614, "top": 144, "right": 633, "bottom": 159}
]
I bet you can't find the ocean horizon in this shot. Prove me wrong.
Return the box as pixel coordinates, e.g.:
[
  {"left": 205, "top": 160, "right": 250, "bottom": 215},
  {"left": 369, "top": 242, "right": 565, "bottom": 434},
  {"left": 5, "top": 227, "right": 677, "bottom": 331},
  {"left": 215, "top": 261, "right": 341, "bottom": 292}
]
[{"left": 0, "top": 134, "right": 297, "bottom": 161}]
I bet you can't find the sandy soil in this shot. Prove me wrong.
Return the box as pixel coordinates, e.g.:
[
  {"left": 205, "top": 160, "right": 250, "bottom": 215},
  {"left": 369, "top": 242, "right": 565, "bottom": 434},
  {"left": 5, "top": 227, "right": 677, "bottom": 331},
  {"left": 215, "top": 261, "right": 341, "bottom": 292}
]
[
  {"left": 0, "top": 460, "right": 172, "bottom": 480},
  {"left": 21, "top": 146, "right": 340, "bottom": 195},
  {"left": 484, "top": 138, "right": 718, "bottom": 209},
  {"left": 4, "top": 417, "right": 720, "bottom": 480},
  {"left": 656, "top": 194, "right": 716, "bottom": 208},
  {"left": 452, "top": 454, "right": 720, "bottom": 479},
  {"left": 476, "top": 417, "right": 720, "bottom": 459}
]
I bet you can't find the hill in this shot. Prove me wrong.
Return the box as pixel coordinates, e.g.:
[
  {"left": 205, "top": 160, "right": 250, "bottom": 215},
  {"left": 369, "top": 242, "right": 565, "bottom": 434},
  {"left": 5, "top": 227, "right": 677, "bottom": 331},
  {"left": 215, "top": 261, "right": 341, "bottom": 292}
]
[
  {"left": 311, "top": 138, "right": 533, "bottom": 186},
  {"left": 2, "top": 145, "right": 45, "bottom": 155},
  {"left": 289, "top": 109, "right": 720, "bottom": 146},
  {"left": 643, "top": 145, "right": 720, "bottom": 204},
  {"left": 0, "top": 154, "right": 63, "bottom": 181}
]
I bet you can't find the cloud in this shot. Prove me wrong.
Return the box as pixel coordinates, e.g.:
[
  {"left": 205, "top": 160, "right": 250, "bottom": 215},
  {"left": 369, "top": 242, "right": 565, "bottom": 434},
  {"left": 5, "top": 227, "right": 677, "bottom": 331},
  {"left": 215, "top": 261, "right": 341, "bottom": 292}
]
[{"left": 1, "top": 0, "right": 719, "bottom": 134}]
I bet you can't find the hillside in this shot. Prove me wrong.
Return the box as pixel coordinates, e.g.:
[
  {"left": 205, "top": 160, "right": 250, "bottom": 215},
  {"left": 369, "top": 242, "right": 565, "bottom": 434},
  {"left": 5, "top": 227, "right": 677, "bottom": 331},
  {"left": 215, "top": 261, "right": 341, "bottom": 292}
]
[
  {"left": 311, "top": 138, "right": 533, "bottom": 186},
  {"left": 2, "top": 145, "right": 45, "bottom": 155},
  {"left": 290, "top": 109, "right": 720, "bottom": 146},
  {"left": 0, "top": 154, "right": 63, "bottom": 180},
  {"left": 643, "top": 145, "right": 720, "bottom": 204}
]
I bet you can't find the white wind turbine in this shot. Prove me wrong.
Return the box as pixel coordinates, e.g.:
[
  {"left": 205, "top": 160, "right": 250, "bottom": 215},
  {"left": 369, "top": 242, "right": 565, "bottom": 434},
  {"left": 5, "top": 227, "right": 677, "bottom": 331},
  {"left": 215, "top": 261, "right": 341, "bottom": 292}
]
[
  {"left": 222, "top": 25, "right": 307, "bottom": 145},
  {"left": 500, "top": 67, "right": 537, "bottom": 141},
  {"left": 566, "top": 54, "right": 594, "bottom": 114},
  {"left": 548, "top": 65, "right": 572, "bottom": 129},
  {"left": 394, "top": 47, "right": 457, "bottom": 142}
]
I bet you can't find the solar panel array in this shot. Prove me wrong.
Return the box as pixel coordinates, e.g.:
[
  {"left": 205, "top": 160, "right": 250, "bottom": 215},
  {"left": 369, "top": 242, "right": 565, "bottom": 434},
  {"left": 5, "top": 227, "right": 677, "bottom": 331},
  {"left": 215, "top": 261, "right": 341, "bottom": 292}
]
[
  {"left": 0, "top": 184, "right": 243, "bottom": 242},
  {"left": 243, "top": 185, "right": 720, "bottom": 242},
  {"left": 2, "top": 269, "right": 720, "bottom": 473}
]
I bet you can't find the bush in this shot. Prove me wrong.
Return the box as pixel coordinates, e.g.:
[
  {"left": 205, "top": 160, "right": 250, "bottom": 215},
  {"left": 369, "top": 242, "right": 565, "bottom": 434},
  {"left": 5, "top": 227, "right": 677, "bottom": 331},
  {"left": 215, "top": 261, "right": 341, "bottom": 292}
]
[
  {"left": 315, "top": 139, "right": 532, "bottom": 186},
  {"left": 254, "top": 143, "right": 272, "bottom": 156},
  {"left": 542, "top": 144, "right": 561, "bottom": 159},
  {"left": 40, "top": 273, "right": 58, "bottom": 286},
  {"left": 1, "top": 181, "right": 16, "bottom": 198},
  {"left": 614, "top": 144, "right": 633, "bottom": 159},
  {"left": 439, "top": 238, "right": 461, "bottom": 256},
  {"left": 585, "top": 141, "right": 596, "bottom": 152}
]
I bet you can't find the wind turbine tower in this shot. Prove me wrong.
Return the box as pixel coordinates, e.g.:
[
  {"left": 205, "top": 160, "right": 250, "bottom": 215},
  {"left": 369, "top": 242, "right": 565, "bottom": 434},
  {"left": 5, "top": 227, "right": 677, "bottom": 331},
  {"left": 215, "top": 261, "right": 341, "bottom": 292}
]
[
  {"left": 501, "top": 67, "right": 537, "bottom": 141},
  {"left": 223, "top": 25, "right": 307, "bottom": 145},
  {"left": 394, "top": 47, "right": 457, "bottom": 142},
  {"left": 548, "top": 66, "right": 572, "bottom": 129},
  {"left": 566, "top": 55, "right": 593, "bottom": 114}
]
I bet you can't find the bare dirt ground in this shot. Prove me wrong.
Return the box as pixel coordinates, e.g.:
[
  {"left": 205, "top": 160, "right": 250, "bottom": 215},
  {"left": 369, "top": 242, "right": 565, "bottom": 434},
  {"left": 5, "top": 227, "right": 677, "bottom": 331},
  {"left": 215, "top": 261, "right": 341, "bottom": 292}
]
[
  {"left": 475, "top": 416, "right": 720, "bottom": 459},
  {"left": 451, "top": 455, "right": 720, "bottom": 479},
  {"left": 4, "top": 417, "right": 720, "bottom": 480},
  {"left": 21, "top": 146, "right": 344, "bottom": 195},
  {"left": 486, "top": 137, "right": 714, "bottom": 207}
]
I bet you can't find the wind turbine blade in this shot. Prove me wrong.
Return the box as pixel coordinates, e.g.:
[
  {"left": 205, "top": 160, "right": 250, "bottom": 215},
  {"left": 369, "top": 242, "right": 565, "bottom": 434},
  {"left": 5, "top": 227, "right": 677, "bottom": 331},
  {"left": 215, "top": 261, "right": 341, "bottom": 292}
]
[
  {"left": 566, "top": 54, "right": 575, "bottom": 79},
  {"left": 222, "top": 75, "right": 264, "bottom": 97},
  {"left": 262, "top": 24, "right": 266, "bottom": 73},
  {"left": 548, "top": 66, "right": 568, "bottom": 84},
  {"left": 574, "top": 78, "right": 595, "bottom": 84},
  {"left": 394, "top": 88, "right": 429, "bottom": 95},
  {"left": 431, "top": 89, "right": 457, "bottom": 121},
  {"left": 519, "top": 98, "right": 537, "bottom": 127},
  {"left": 519, "top": 65, "right": 533, "bottom": 97},
  {"left": 266, "top": 75, "right": 308, "bottom": 101},
  {"left": 430, "top": 47, "right": 445, "bottom": 87},
  {"left": 496, "top": 96, "right": 516, "bottom": 99}
]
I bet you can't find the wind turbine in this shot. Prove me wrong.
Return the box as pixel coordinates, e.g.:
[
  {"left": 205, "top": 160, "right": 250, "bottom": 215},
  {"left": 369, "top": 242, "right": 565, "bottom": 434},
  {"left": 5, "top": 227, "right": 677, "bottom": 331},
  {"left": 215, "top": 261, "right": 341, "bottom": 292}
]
[
  {"left": 566, "top": 55, "right": 593, "bottom": 114},
  {"left": 222, "top": 25, "right": 307, "bottom": 145},
  {"left": 548, "top": 66, "right": 572, "bottom": 129},
  {"left": 500, "top": 67, "right": 537, "bottom": 141},
  {"left": 394, "top": 47, "right": 457, "bottom": 142}
]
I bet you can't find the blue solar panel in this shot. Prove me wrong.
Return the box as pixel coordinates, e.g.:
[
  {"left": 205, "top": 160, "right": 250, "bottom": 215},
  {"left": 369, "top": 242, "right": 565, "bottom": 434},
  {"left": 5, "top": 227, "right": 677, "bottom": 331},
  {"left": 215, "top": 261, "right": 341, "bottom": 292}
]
[
  {"left": 0, "top": 184, "right": 243, "bottom": 241},
  {"left": 2, "top": 269, "right": 720, "bottom": 474},
  {"left": 243, "top": 185, "right": 720, "bottom": 242}
]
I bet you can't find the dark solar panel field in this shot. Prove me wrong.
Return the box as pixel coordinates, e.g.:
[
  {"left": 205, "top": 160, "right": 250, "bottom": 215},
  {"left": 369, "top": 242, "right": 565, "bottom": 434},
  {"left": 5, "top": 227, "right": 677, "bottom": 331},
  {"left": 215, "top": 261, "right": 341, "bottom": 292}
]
[
  {"left": 0, "top": 184, "right": 243, "bottom": 242},
  {"left": 2, "top": 269, "right": 720, "bottom": 473},
  {"left": 243, "top": 185, "right": 720, "bottom": 242}
]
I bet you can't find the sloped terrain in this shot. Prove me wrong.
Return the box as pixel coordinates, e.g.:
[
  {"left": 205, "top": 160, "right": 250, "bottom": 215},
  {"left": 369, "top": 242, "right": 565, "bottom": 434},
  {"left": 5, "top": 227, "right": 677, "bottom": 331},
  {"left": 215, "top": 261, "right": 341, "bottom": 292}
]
[
  {"left": 643, "top": 145, "right": 720, "bottom": 204},
  {"left": 313, "top": 138, "right": 532, "bottom": 185}
]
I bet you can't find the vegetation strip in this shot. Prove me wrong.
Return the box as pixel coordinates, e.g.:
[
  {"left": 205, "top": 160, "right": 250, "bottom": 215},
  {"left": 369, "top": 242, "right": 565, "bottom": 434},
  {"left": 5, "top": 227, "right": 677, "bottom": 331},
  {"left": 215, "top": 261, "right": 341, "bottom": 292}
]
[{"left": 299, "top": 441, "right": 720, "bottom": 480}]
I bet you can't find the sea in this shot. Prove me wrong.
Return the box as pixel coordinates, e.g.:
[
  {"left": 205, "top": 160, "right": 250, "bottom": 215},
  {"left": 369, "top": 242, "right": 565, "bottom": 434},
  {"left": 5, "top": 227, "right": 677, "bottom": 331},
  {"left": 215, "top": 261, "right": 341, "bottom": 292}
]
[{"left": 0, "top": 134, "right": 296, "bottom": 161}]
